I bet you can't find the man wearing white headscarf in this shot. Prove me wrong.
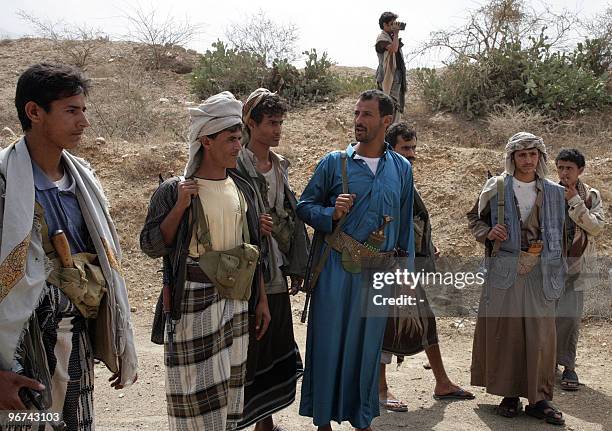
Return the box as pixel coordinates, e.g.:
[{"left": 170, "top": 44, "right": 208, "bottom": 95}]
[
  {"left": 467, "top": 132, "right": 567, "bottom": 425},
  {"left": 235, "top": 89, "right": 309, "bottom": 431},
  {"left": 140, "top": 91, "right": 270, "bottom": 431}
]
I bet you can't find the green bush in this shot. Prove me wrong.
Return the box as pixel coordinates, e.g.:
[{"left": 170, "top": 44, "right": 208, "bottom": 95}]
[
  {"left": 191, "top": 43, "right": 341, "bottom": 104},
  {"left": 191, "top": 41, "right": 267, "bottom": 100},
  {"left": 573, "top": 38, "right": 611, "bottom": 77},
  {"left": 266, "top": 49, "right": 339, "bottom": 104},
  {"left": 414, "top": 35, "right": 611, "bottom": 118},
  {"left": 300, "top": 49, "right": 339, "bottom": 100},
  {"left": 336, "top": 74, "right": 377, "bottom": 96},
  {"left": 267, "top": 59, "right": 305, "bottom": 103}
]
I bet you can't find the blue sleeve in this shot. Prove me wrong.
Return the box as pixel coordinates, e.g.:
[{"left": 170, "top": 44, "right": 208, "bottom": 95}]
[
  {"left": 398, "top": 162, "right": 415, "bottom": 272},
  {"left": 296, "top": 153, "right": 336, "bottom": 233}
]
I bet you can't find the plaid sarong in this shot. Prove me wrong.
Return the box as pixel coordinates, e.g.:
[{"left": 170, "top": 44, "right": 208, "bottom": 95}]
[
  {"left": 166, "top": 276, "right": 249, "bottom": 431},
  {"left": 3, "top": 285, "right": 94, "bottom": 431}
]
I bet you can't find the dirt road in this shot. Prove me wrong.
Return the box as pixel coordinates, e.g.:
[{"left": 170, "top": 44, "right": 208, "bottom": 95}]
[{"left": 95, "top": 297, "right": 611, "bottom": 431}]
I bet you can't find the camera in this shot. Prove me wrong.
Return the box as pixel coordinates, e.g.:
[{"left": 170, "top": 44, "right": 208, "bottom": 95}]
[{"left": 393, "top": 21, "right": 406, "bottom": 31}]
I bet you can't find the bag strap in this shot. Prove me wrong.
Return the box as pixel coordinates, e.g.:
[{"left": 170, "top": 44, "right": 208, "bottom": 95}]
[
  {"left": 341, "top": 151, "right": 348, "bottom": 194},
  {"left": 238, "top": 188, "right": 250, "bottom": 243},
  {"left": 193, "top": 181, "right": 250, "bottom": 254},
  {"left": 492, "top": 175, "right": 505, "bottom": 256}
]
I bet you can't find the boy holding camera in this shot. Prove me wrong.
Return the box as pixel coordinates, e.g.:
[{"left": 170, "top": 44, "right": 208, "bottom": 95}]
[{"left": 375, "top": 11, "right": 407, "bottom": 122}]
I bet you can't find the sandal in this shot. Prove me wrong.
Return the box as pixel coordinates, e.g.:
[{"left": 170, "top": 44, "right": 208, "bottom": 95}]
[
  {"left": 433, "top": 387, "right": 475, "bottom": 400},
  {"left": 525, "top": 400, "right": 565, "bottom": 426},
  {"left": 560, "top": 368, "right": 580, "bottom": 391},
  {"left": 496, "top": 397, "right": 522, "bottom": 418},
  {"left": 379, "top": 398, "right": 408, "bottom": 412}
]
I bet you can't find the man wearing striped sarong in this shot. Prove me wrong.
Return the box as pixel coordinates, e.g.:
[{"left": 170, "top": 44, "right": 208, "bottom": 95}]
[
  {"left": 0, "top": 63, "right": 138, "bottom": 430},
  {"left": 140, "top": 91, "right": 270, "bottom": 431},
  {"left": 236, "top": 88, "right": 308, "bottom": 431}
]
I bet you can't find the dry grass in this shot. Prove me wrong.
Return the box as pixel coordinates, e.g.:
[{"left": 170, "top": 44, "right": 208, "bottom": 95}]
[
  {"left": 486, "top": 104, "right": 553, "bottom": 144},
  {"left": 87, "top": 60, "right": 186, "bottom": 141}
]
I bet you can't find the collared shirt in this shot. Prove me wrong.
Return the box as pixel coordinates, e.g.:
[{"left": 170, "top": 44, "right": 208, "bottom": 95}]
[
  {"left": 32, "top": 161, "right": 91, "bottom": 254},
  {"left": 298, "top": 142, "right": 414, "bottom": 255}
]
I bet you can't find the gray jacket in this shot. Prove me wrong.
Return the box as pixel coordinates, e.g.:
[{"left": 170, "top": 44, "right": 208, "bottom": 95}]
[{"left": 235, "top": 149, "right": 310, "bottom": 288}]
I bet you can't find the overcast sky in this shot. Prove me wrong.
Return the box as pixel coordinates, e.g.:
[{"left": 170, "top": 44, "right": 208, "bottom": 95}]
[{"left": 0, "top": 0, "right": 607, "bottom": 68}]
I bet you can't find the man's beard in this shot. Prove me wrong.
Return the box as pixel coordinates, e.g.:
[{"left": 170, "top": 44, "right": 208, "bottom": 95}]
[{"left": 355, "top": 123, "right": 382, "bottom": 143}]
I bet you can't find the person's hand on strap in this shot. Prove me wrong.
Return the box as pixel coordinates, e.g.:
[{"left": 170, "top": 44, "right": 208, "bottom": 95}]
[
  {"left": 332, "top": 194, "right": 356, "bottom": 221},
  {"left": 259, "top": 213, "right": 273, "bottom": 237},
  {"left": 487, "top": 224, "right": 508, "bottom": 242},
  {"left": 176, "top": 179, "right": 198, "bottom": 211}
]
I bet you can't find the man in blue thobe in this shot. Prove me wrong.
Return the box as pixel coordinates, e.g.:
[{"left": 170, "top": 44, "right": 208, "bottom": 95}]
[{"left": 297, "top": 89, "right": 414, "bottom": 430}]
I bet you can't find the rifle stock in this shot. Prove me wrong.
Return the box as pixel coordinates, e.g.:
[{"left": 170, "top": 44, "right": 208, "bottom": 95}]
[{"left": 300, "top": 231, "right": 324, "bottom": 323}]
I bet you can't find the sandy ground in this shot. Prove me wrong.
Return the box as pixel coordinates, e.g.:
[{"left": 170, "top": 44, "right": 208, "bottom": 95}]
[{"left": 94, "top": 300, "right": 611, "bottom": 431}]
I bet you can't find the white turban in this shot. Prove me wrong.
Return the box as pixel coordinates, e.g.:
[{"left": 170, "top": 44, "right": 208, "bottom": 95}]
[
  {"left": 185, "top": 91, "right": 243, "bottom": 177},
  {"left": 504, "top": 131, "right": 548, "bottom": 178}
]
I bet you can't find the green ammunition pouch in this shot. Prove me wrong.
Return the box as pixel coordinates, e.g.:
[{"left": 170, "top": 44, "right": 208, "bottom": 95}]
[
  {"left": 193, "top": 192, "right": 260, "bottom": 301},
  {"left": 47, "top": 253, "right": 107, "bottom": 318},
  {"left": 326, "top": 231, "right": 396, "bottom": 274},
  {"left": 270, "top": 207, "right": 295, "bottom": 255},
  {"left": 35, "top": 202, "right": 107, "bottom": 319}
]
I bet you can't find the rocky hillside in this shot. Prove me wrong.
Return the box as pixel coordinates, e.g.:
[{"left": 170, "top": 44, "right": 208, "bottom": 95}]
[{"left": 1, "top": 38, "right": 610, "bottom": 315}]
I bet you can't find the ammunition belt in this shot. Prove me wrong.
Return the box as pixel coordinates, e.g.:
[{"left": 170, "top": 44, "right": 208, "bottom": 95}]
[{"left": 325, "top": 231, "right": 395, "bottom": 259}]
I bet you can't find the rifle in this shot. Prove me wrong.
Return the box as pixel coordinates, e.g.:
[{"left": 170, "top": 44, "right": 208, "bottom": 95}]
[
  {"left": 158, "top": 174, "right": 176, "bottom": 366},
  {"left": 301, "top": 152, "right": 349, "bottom": 323},
  {"left": 162, "top": 253, "right": 175, "bottom": 366},
  {"left": 300, "top": 231, "right": 323, "bottom": 323},
  {"left": 14, "top": 318, "right": 66, "bottom": 430}
]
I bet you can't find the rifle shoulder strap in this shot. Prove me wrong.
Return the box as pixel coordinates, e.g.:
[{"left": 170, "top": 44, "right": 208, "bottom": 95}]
[
  {"left": 310, "top": 152, "right": 348, "bottom": 282},
  {"left": 492, "top": 175, "right": 505, "bottom": 256}
]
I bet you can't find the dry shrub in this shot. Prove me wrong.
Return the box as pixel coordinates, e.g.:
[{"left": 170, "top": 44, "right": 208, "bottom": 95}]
[
  {"left": 123, "top": 6, "right": 202, "bottom": 71},
  {"left": 546, "top": 109, "right": 612, "bottom": 138},
  {"left": 119, "top": 144, "right": 186, "bottom": 182},
  {"left": 486, "top": 104, "right": 552, "bottom": 144},
  {"left": 17, "top": 11, "right": 106, "bottom": 70},
  {"left": 87, "top": 62, "right": 160, "bottom": 140}
]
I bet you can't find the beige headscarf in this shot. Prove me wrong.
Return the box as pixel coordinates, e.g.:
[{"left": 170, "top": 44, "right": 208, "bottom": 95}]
[
  {"left": 504, "top": 132, "right": 548, "bottom": 178},
  {"left": 239, "top": 87, "right": 288, "bottom": 214},
  {"left": 477, "top": 132, "right": 548, "bottom": 216},
  {"left": 185, "top": 91, "right": 243, "bottom": 178},
  {"left": 242, "top": 88, "right": 275, "bottom": 146}
]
